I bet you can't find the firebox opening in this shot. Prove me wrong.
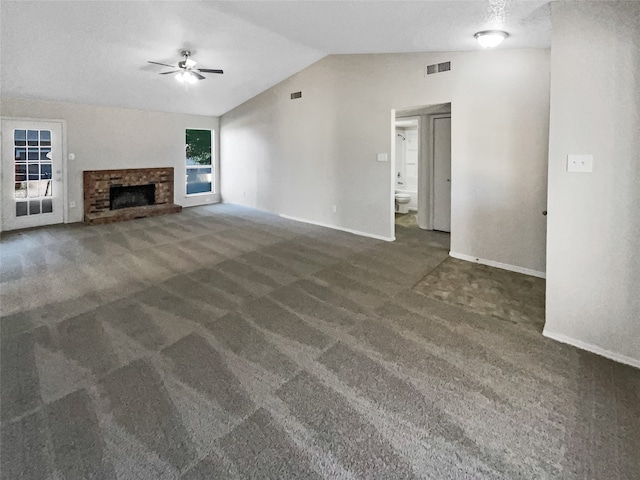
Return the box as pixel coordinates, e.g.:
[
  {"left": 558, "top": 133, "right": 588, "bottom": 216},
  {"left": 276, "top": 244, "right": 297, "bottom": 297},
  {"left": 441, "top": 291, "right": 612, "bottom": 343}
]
[{"left": 110, "top": 184, "right": 155, "bottom": 210}]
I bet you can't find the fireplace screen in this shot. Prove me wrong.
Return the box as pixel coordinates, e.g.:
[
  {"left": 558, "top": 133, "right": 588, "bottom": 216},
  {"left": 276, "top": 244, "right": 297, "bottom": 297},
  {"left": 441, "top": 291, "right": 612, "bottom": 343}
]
[{"left": 110, "top": 184, "right": 155, "bottom": 210}]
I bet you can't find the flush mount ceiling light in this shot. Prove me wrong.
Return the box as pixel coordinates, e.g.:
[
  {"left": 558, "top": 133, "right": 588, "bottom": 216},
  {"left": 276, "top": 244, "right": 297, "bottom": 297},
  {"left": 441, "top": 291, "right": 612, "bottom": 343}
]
[{"left": 474, "top": 30, "right": 509, "bottom": 48}]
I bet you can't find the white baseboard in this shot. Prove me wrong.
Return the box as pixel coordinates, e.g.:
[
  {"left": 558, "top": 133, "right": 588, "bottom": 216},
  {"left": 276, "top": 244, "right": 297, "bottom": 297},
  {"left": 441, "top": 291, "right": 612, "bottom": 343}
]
[
  {"left": 543, "top": 329, "right": 640, "bottom": 369},
  {"left": 279, "top": 214, "right": 395, "bottom": 242},
  {"left": 449, "top": 251, "right": 546, "bottom": 279}
]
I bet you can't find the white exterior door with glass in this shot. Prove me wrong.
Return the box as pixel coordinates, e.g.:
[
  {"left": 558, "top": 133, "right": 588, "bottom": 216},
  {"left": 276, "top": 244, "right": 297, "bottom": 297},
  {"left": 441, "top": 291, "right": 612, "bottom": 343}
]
[{"left": 1, "top": 119, "right": 64, "bottom": 231}]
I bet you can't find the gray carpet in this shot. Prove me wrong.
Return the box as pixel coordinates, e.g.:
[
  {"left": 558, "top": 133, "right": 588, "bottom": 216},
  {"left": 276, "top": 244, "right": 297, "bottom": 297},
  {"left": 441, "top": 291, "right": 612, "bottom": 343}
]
[{"left": 1, "top": 204, "right": 639, "bottom": 479}]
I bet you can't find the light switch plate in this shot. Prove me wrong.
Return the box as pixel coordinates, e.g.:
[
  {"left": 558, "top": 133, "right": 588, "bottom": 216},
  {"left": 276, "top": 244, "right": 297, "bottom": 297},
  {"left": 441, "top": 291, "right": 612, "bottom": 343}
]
[
  {"left": 567, "top": 154, "right": 593, "bottom": 173},
  {"left": 377, "top": 153, "right": 388, "bottom": 162}
]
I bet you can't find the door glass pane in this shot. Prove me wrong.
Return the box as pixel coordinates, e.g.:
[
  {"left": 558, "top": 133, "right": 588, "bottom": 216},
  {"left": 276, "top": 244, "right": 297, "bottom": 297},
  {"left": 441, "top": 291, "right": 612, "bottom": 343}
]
[
  {"left": 28, "top": 164, "right": 39, "bottom": 180},
  {"left": 186, "top": 167, "right": 212, "bottom": 194},
  {"left": 14, "top": 130, "right": 26, "bottom": 146},
  {"left": 27, "top": 130, "right": 39, "bottom": 146},
  {"left": 15, "top": 182, "right": 27, "bottom": 198},
  {"left": 28, "top": 181, "right": 40, "bottom": 198},
  {"left": 15, "top": 148, "right": 26, "bottom": 162},
  {"left": 15, "top": 164, "right": 27, "bottom": 180},
  {"left": 16, "top": 202, "right": 28, "bottom": 216},
  {"left": 40, "top": 178, "right": 53, "bottom": 197},
  {"left": 40, "top": 130, "right": 51, "bottom": 146},
  {"left": 12, "top": 128, "right": 56, "bottom": 217},
  {"left": 29, "top": 200, "right": 41, "bottom": 215},
  {"left": 41, "top": 164, "right": 52, "bottom": 179}
]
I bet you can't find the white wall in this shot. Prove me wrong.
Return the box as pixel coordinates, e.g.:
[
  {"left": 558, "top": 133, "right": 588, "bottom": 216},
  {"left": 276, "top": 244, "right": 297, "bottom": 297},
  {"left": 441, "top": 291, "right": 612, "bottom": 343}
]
[
  {"left": 403, "top": 128, "right": 419, "bottom": 194},
  {"left": 544, "top": 1, "right": 640, "bottom": 366},
  {"left": 395, "top": 127, "right": 418, "bottom": 210},
  {"left": 0, "top": 98, "right": 219, "bottom": 226},
  {"left": 221, "top": 49, "right": 550, "bottom": 273},
  {"left": 395, "top": 128, "right": 406, "bottom": 189}
]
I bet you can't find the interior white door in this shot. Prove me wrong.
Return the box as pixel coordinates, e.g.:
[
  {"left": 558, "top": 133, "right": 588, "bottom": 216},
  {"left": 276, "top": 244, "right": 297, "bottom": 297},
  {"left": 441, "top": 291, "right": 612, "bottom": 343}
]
[
  {"left": 1, "top": 119, "right": 64, "bottom": 231},
  {"left": 432, "top": 116, "right": 451, "bottom": 232}
]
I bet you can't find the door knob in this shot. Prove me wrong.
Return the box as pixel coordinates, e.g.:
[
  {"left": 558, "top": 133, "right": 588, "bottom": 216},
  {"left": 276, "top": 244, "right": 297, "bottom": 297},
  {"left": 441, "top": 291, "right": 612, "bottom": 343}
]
[{"left": 56, "top": 170, "right": 62, "bottom": 174}]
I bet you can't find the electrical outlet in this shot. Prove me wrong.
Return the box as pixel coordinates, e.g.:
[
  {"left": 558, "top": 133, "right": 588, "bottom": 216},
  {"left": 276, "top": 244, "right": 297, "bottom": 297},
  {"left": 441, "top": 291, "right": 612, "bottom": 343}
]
[
  {"left": 69, "top": 201, "right": 76, "bottom": 208},
  {"left": 332, "top": 205, "right": 337, "bottom": 213}
]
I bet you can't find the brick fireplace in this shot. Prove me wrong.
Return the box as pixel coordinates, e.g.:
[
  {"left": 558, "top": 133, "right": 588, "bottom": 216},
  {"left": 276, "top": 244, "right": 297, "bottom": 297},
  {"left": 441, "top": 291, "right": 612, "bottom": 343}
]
[{"left": 83, "top": 167, "right": 182, "bottom": 225}]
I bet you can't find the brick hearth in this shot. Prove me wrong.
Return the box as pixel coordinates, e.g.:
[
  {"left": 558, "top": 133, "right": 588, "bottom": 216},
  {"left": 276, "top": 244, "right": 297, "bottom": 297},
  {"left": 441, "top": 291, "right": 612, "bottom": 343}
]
[{"left": 83, "top": 167, "right": 182, "bottom": 225}]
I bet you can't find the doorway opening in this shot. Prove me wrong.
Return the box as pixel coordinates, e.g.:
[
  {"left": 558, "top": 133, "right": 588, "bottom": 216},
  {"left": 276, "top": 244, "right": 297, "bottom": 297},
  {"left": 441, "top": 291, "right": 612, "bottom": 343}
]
[{"left": 393, "top": 103, "right": 451, "bottom": 245}]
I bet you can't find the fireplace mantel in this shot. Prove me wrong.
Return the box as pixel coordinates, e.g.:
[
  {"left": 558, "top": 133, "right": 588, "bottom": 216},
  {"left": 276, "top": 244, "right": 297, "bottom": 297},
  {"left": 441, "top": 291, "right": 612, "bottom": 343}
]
[{"left": 83, "top": 167, "right": 182, "bottom": 225}]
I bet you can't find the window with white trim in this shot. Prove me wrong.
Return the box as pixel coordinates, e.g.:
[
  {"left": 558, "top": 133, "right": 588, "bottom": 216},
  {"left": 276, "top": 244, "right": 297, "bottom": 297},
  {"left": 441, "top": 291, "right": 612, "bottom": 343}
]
[{"left": 185, "top": 129, "right": 213, "bottom": 195}]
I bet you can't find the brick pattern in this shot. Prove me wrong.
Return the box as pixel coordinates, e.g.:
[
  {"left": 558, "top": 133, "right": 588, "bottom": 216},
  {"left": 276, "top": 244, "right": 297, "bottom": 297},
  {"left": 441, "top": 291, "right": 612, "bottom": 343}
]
[{"left": 83, "top": 167, "right": 182, "bottom": 225}]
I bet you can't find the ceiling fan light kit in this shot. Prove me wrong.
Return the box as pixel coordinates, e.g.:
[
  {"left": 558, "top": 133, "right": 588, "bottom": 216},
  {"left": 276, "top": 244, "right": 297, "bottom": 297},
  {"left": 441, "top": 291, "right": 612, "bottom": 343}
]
[
  {"left": 148, "top": 49, "right": 223, "bottom": 85},
  {"left": 176, "top": 71, "right": 198, "bottom": 84},
  {"left": 474, "top": 30, "right": 509, "bottom": 48}
]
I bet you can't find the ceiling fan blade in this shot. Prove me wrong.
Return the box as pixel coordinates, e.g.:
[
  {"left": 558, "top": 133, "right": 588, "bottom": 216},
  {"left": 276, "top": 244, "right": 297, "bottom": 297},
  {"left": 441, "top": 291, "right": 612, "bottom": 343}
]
[
  {"left": 148, "top": 61, "right": 176, "bottom": 68},
  {"left": 198, "top": 68, "right": 224, "bottom": 74},
  {"left": 191, "top": 71, "right": 206, "bottom": 80},
  {"left": 159, "top": 70, "right": 178, "bottom": 75}
]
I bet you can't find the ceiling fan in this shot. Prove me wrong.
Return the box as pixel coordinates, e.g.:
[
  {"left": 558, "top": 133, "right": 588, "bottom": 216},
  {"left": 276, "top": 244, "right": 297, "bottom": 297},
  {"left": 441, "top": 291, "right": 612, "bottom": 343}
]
[{"left": 148, "top": 50, "right": 223, "bottom": 84}]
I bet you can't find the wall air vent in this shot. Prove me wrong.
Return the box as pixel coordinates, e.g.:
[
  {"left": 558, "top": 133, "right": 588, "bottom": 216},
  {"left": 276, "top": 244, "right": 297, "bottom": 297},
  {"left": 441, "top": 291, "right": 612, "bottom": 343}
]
[
  {"left": 425, "top": 62, "right": 451, "bottom": 76},
  {"left": 438, "top": 61, "right": 451, "bottom": 72},
  {"left": 290, "top": 91, "right": 302, "bottom": 100}
]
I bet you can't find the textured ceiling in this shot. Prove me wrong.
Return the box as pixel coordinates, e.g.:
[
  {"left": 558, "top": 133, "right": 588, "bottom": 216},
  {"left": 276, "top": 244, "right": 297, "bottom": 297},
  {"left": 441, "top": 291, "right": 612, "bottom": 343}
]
[{"left": 0, "top": 1, "right": 551, "bottom": 116}]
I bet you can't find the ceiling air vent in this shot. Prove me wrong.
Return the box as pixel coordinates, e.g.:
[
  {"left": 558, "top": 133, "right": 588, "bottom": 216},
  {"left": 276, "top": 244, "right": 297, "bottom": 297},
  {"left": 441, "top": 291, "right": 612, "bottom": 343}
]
[
  {"left": 290, "top": 91, "right": 302, "bottom": 100},
  {"left": 438, "top": 61, "right": 451, "bottom": 72}
]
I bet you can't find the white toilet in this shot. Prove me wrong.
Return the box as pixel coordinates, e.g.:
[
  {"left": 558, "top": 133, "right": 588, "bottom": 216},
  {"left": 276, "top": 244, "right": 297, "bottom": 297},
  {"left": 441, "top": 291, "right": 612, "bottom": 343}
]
[{"left": 394, "top": 192, "right": 411, "bottom": 214}]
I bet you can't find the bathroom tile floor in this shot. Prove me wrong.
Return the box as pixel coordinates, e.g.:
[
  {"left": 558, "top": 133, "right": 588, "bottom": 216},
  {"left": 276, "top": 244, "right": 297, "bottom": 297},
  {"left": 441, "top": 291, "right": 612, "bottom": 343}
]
[
  {"left": 413, "top": 257, "right": 546, "bottom": 329},
  {"left": 394, "top": 212, "right": 418, "bottom": 228}
]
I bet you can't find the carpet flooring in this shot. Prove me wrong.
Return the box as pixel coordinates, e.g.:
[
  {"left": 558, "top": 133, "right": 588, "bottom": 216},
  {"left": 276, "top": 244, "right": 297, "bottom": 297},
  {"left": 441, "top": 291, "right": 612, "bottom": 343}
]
[{"left": 1, "top": 204, "right": 639, "bottom": 479}]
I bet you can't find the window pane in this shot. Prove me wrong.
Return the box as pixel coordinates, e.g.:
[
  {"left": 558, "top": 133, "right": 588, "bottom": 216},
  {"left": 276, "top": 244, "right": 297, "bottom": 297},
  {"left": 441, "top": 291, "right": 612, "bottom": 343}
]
[
  {"left": 14, "top": 130, "right": 26, "bottom": 146},
  {"left": 186, "top": 129, "right": 212, "bottom": 165},
  {"left": 40, "top": 130, "right": 51, "bottom": 146},
  {"left": 27, "top": 130, "right": 39, "bottom": 146},
  {"left": 28, "top": 148, "right": 39, "bottom": 162},
  {"left": 186, "top": 167, "right": 212, "bottom": 195}
]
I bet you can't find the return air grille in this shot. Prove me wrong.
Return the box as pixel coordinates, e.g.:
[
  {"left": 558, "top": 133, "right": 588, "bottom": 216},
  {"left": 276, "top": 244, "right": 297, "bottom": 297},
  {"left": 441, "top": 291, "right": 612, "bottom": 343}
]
[
  {"left": 426, "top": 61, "right": 452, "bottom": 76},
  {"left": 290, "top": 91, "right": 302, "bottom": 99},
  {"left": 438, "top": 61, "right": 451, "bottom": 72}
]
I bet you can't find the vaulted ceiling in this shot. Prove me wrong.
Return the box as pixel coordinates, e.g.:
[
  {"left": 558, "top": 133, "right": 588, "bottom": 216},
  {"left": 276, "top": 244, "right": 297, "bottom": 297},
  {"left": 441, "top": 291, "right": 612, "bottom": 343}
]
[{"left": 0, "top": 1, "right": 551, "bottom": 116}]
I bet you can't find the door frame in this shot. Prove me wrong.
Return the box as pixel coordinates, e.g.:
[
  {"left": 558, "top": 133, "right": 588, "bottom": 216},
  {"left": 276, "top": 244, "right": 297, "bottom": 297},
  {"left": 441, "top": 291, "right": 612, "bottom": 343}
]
[
  {"left": 1, "top": 116, "right": 68, "bottom": 232},
  {"left": 428, "top": 113, "right": 452, "bottom": 231}
]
